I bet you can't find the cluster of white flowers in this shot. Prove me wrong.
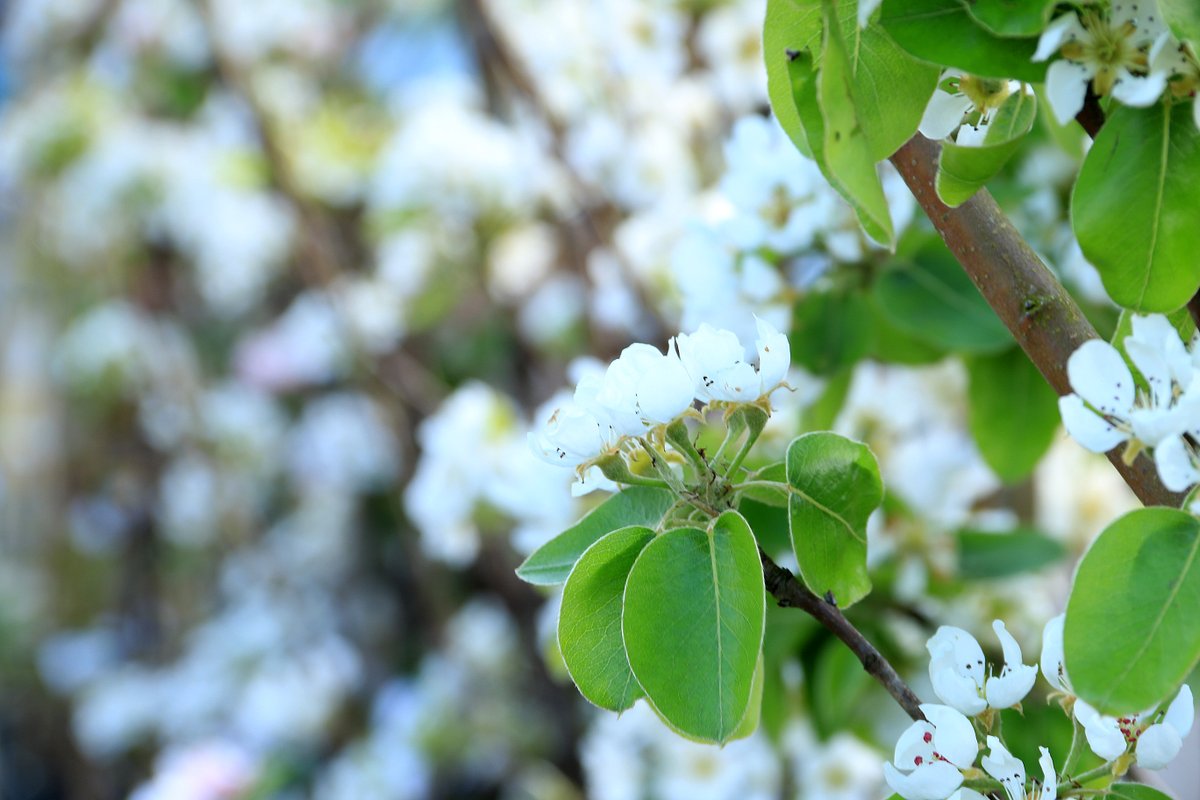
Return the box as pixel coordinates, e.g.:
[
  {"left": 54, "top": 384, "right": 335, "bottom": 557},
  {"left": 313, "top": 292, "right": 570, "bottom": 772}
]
[
  {"left": 1059, "top": 314, "right": 1200, "bottom": 491},
  {"left": 530, "top": 318, "right": 789, "bottom": 472},
  {"left": 1034, "top": 0, "right": 1200, "bottom": 128},
  {"left": 885, "top": 615, "right": 1195, "bottom": 800}
]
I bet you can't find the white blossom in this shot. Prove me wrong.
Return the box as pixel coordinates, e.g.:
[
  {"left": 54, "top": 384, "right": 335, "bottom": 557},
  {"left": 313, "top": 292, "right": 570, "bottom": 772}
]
[
  {"left": 883, "top": 704, "right": 978, "bottom": 800},
  {"left": 927, "top": 621, "right": 1037, "bottom": 715}
]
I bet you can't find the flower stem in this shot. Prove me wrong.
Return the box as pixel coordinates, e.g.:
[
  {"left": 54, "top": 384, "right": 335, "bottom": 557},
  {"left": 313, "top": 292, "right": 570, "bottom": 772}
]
[
  {"left": 1057, "top": 762, "right": 1114, "bottom": 794},
  {"left": 1062, "top": 714, "right": 1086, "bottom": 778}
]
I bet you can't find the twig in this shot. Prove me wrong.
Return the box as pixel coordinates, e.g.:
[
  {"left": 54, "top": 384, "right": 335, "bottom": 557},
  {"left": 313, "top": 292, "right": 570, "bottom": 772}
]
[
  {"left": 760, "top": 549, "right": 926, "bottom": 721},
  {"left": 888, "top": 134, "right": 1182, "bottom": 508}
]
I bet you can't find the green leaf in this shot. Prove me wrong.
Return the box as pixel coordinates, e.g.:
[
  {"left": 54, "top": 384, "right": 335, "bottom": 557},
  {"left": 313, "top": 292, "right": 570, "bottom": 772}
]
[
  {"left": 803, "top": 368, "right": 854, "bottom": 431},
  {"left": 1108, "top": 784, "right": 1178, "bottom": 800},
  {"left": 873, "top": 242, "right": 1013, "bottom": 353},
  {"left": 936, "top": 87, "right": 1037, "bottom": 207},
  {"left": 764, "top": 0, "right": 822, "bottom": 158},
  {"left": 966, "top": 346, "right": 1059, "bottom": 482},
  {"left": 786, "top": 432, "right": 881, "bottom": 607},
  {"left": 1073, "top": 103, "right": 1200, "bottom": 313},
  {"left": 816, "top": 3, "right": 895, "bottom": 246},
  {"left": 730, "top": 653, "right": 766, "bottom": 740},
  {"left": 622, "top": 511, "right": 767, "bottom": 743},
  {"left": 765, "top": 0, "right": 938, "bottom": 163},
  {"left": 964, "top": 0, "right": 1056, "bottom": 37},
  {"left": 1159, "top": 0, "right": 1200, "bottom": 46},
  {"left": 1064, "top": 508, "right": 1200, "bottom": 715},
  {"left": 957, "top": 527, "right": 1066, "bottom": 579},
  {"left": 791, "top": 290, "right": 875, "bottom": 375},
  {"left": 740, "top": 462, "right": 789, "bottom": 508},
  {"left": 811, "top": 637, "right": 873, "bottom": 737},
  {"left": 558, "top": 526, "right": 655, "bottom": 711},
  {"left": 879, "top": 0, "right": 1047, "bottom": 81},
  {"left": 517, "top": 487, "right": 676, "bottom": 585}
]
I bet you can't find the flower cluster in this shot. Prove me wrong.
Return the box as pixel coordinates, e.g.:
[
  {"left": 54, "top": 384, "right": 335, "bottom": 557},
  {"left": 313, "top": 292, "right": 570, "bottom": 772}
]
[
  {"left": 885, "top": 615, "right": 1196, "bottom": 800},
  {"left": 529, "top": 319, "right": 789, "bottom": 475},
  {"left": 1033, "top": 0, "right": 1200, "bottom": 129},
  {"left": 1058, "top": 314, "right": 1200, "bottom": 491}
]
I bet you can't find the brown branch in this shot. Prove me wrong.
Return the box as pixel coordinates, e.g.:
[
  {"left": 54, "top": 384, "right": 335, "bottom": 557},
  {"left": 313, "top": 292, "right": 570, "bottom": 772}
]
[
  {"left": 760, "top": 549, "right": 926, "bottom": 722},
  {"left": 1074, "top": 88, "right": 1105, "bottom": 139},
  {"left": 889, "top": 134, "right": 1183, "bottom": 508}
]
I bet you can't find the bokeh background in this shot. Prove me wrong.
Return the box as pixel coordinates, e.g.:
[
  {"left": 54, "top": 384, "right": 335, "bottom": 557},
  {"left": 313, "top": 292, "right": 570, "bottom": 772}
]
[{"left": 0, "top": 0, "right": 1196, "bottom": 798}]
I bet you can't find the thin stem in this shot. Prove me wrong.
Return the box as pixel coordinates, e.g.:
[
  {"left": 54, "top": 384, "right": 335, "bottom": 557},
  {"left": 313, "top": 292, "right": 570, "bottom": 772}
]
[
  {"left": 1063, "top": 714, "right": 1086, "bottom": 778},
  {"left": 638, "top": 437, "right": 685, "bottom": 493},
  {"left": 1058, "top": 762, "right": 1115, "bottom": 793},
  {"left": 711, "top": 424, "right": 738, "bottom": 465},
  {"left": 666, "top": 420, "right": 710, "bottom": 479},
  {"left": 759, "top": 549, "right": 926, "bottom": 721},
  {"left": 724, "top": 429, "right": 760, "bottom": 478}
]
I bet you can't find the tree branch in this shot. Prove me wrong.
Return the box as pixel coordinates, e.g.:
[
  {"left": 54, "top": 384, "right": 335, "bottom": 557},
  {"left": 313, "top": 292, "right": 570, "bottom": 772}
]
[
  {"left": 889, "top": 134, "right": 1183, "bottom": 509},
  {"left": 760, "top": 549, "right": 926, "bottom": 722}
]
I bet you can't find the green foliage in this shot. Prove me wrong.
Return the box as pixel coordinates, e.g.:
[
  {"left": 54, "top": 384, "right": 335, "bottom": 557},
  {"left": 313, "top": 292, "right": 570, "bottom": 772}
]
[
  {"left": 1108, "top": 784, "right": 1179, "bottom": 800},
  {"left": 622, "top": 511, "right": 766, "bottom": 743},
  {"left": 966, "top": 346, "right": 1059, "bottom": 482},
  {"left": 791, "top": 290, "right": 874, "bottom": 375},
  {"left": 558, "top": 526, "right": 654, "bottom": 711},
  {"left": 964, "top": 0, "right": 1056, "bottom": 36},
  {"left": 810, "top": 637, "right": 873, "bottom": 737},
  {"left": 956, "top": 527, "right": 1066, "bottom": 579},
  {"left": 872, "top": 242, "right": 1013, "bottom": 353},
  {"left": 786, "top": 432, "right": 882, "bottom": 607},
  {"left": 517, "top": 487, "right": 676, "bottom": 585},
  {"left": 1072, "top": 103, "right": 1200, "bottom": 313},
  {"left": 1064, "top": 508, "right": 1200, "bottom": 715},
  {"left": 1159, "top": 0, "right": 1200, "bottom": 45},
  {"left": 936, "top": 88, "right": 1037, "bottom": 207},
  {"left": 879, "top": 0, "right": 1046, "bottom": 81},
  {"left": 764, "top": 0, "right": 820, "bottom": 157}
]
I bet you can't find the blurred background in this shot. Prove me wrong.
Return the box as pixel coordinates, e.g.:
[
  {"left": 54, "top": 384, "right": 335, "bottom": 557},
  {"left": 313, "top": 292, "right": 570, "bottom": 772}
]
[{"left": 0, "top": 0, "right": 1195, "bottom": 798}]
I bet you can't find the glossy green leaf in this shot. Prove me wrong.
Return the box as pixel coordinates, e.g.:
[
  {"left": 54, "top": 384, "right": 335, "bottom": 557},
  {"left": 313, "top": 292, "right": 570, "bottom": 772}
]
[
  {"left": 816, "top": 4, "right": 894, "bottom": 246},
  {"left": 730, "top": 653, "right": 766, "bottom": 741},
  {"left": 873, "top": 242, "right": 1013, "bottom": 353},
  {"left": 966, "top": 346, "right": 1059, "bottom": 482},
  {"left": 879, "top": 0, "right": 1046, "bottom": 81},
  {"left": 965, "top": 0, "right": 1056, "bottom": 37},
  {"left": 558, "top": 526, "right": 654, "bottom": 711},
  {"left": 517, "top": 487, "right": 675, "bottom": 585},
  {"left": 623, "top": 511, "right": 767, "bottom": 743},
  {"left": 1072, "top": 103, "right": 1200, "bottom": 312},
  {"left": 740, "top": 462, "right": 789, "bottom": 508},
  {"left": 957, "top": 528, "right": 1066, "bottom": 579},
  {"left": 791, "top": 290, "right": 875, "bottom": 375},
  {"left": 765, "top": 0, "right": 938, "bottom": 163},
  {"left": 1108, "top": 784, "right": 1178, "bottom": 800},
  {"left": 1159, "top": 0, "right": 1200, "bottom": 45},
  {"left": 764, "top": 0, "right": 821, "bottom": 158},
  {"left": 936, "top": 87, "right": 1037, "bottom": 207},
  {"left": 786, "top": 432, "right": 881, "bottom": 607},
  {"left": 1065, "top": 508, "right": 1200, "bottom": 715}
]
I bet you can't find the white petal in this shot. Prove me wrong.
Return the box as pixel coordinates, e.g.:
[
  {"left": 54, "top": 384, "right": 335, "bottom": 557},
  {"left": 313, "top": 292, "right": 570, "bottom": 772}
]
[
  {"left": 1153, "top": 435, "right": 1200, "bottom": 492},
  {"left": 710, "top": 361, "right": 761, "bottom": 402},
  {"left": 1038, "top": 747, "right": 1057, "bottom": 800},
  {"left": 986, "top": 664, "right": 1038, "bottom": 709},
  {"left": 928, "top": 627, "right": 987, "bottom": 715},
  {"left": 1067, "top": 339, "right": 1135, "bottom": 415},
  {"left": 954, "top": 122, "right": 990, "bottom": 147},
  {"left": 993, "top": 620, "right": 1025, "bottom": 668},
  {"left": 1075, "top": 700, "right": 1128, "bottom": 761},
  {"left": 1111, "top": 70, "right": 1168, "bottom": 107},
  {"left": 1165, "top": 684, "right": 1195, "bottom": 737},
  {"left": 1045, "top": 60, "right": 1092, "bottom": 125},
  {"left": 1033, "top": 13, "right": 1086, "bottom": 61},
  {"left": 636, "top": 351, "right": 695, "bottom": 424},
  {"left": 1136, "top": 722, "right": 1183, "bottom": 770},
  {"left": 857, "top": 0, "right": 882, "bottom": 27},
  {"left": 884, "top": 761, "right": 965, "bottom": 800},
  {"left": 895, "top": 721, "right": 937, "bottom": 766},
  {"left": 1039, "top": 614, "right": 1071, "bottom": 693},
  {"left": 754, "top": 316, "right": 790, "bottom": 391},
  {"left": 921, "top": 703, "right": 979, "bottom": 769},
  {"left": 949, "top": 791, "right": 990, "bottom": 800},
  {"left": 982, "top": 736, "right": 1026, "bottom": 800},
  {"left": 919, "top": 91, "right": 974, "bottom": 140},
  {"left": 1126, "top": 341, "right": 1172, "bottom": 408},
  {"left": 1059, "top": 394, "right": 1128, "bottom": 453}
]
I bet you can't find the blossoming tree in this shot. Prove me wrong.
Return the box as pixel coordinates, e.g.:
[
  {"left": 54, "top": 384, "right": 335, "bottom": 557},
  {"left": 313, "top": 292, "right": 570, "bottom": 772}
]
[{"left": 519, "top": 1, "right": 1200, "bottom": 799}]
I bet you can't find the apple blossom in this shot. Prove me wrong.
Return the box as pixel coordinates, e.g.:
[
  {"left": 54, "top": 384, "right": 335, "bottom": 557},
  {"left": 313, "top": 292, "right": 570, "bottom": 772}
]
[
  {"left": 982, "top": 738, "right": 1056, "bottom": 800},
  {"left": 918, "top": 71, "right": 1023, "bottom": 142},
  {"left": 927, "top": 621, "right": 1037, "bottom": 716},
  {"left": 883, "top": 704, "right": 978, "bottom": 800}
]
